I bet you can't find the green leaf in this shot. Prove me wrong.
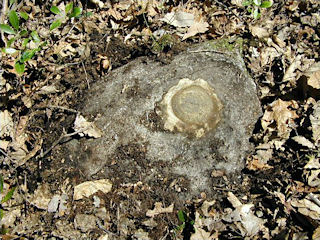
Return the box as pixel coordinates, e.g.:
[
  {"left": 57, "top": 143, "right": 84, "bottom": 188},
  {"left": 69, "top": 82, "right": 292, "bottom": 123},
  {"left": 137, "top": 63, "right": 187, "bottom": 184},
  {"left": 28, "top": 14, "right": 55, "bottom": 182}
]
[
  {"left": 31, "top": 30, "right": 41, "bottom": 43},
  {"left": 9, "top": 10, "right": 19, "bottom": 30},
  {"left": 21, "top": 49, "right": 35, "bottom": 62},
  {"left": 14, "top": 61, "right": 25, "bottom": 74},
  {"left": 22, "top": 38, "right": 30, "bottom": 48},
  {"left": 0, "top": 24, "right": 15, "bottom": 34},
  {"left": 19, "top": 29, "right": 28, "bottom": 37},
  {"left": 242, "top": 0, "right": 252, "bottom": 6},
  {"left": 83, "top": 12, "right": 93, "bottom": 17},
  {"left": 20, "top": 11, "right": 29, "bottom": 20},
  {"left": 9, "top": 0, "right": 16, "bottom": 5},
  {"left": 0, "top": 209, "right": 3, "bottom": 220},
  {"left": 178, "top": 210, "right": 185, "bottom": 222},
  {"left": 3, "top": 47, "right": 17, "bottom": 54},
  {"left": 1, "top": 187, "right": 15, "bottom": 203},
  {"left": 50, "top": 19, "right": 62, "bottom": 31},
  {"left": 253, "top": 8, "right": 261, "bottom": 19},
  {"left": 0, "top": 175, "right": 3, "bottom": 193},
  {"left": 50, "top": 6, "right": 61, "bottom": 15},
  {"left": 7, "top": 37, "right": 15, "bottom": 46},
  {"left": 261, "top": 1, "right": 272, "bottom": 8},
  {"left": 69, "top": 7, "right": 82, "bottom": 18},
  {"left": 65, "top": 2, "right": 73, "bottom": 14}
]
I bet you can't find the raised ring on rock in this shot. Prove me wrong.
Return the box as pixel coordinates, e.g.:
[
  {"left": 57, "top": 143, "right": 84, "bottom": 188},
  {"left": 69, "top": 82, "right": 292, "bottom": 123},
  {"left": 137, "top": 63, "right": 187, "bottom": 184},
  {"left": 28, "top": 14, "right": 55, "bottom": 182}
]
[{"left": 159, "top": 78, "right": 223, "bottom": 138}]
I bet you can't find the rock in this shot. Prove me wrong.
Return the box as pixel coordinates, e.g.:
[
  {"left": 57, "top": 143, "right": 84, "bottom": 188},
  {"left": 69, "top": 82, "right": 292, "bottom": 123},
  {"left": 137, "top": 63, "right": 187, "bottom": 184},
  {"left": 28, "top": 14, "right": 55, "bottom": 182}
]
[{"left": 66, "top": 40, "right": 261, "bottom": 197}]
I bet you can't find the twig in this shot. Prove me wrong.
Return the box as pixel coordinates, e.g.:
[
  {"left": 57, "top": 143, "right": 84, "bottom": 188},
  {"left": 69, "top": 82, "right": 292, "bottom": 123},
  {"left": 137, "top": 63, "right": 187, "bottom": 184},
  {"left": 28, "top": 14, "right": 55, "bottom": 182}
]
[
  {"left": 38, "top": 128, "right": 81, "bottom": 159},
  {"left": 81, "top": 61, "right": 90, "bottom": 89},
  {"left": 45, "top": 105, "right": 78, "bottom": 113}
]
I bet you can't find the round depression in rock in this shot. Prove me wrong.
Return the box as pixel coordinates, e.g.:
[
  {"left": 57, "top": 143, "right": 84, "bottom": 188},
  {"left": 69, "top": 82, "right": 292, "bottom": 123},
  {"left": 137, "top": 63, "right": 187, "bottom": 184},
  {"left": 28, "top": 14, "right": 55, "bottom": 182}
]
[{"left": 159, "top": 78, "right": 223, "bottom": 138}]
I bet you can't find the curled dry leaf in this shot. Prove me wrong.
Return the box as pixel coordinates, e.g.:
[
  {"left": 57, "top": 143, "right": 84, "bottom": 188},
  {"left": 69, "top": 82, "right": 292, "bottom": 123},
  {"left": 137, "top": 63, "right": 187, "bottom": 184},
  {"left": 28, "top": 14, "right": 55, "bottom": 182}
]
[
  {"left": 146, "top": 202, "right": 174, "bottom": 217},
  {"left": 74, "top": 114, "right": 103, "bottom": 138},
  {"left": 73, "top": 179, "right": 112, "bottom": 200}
]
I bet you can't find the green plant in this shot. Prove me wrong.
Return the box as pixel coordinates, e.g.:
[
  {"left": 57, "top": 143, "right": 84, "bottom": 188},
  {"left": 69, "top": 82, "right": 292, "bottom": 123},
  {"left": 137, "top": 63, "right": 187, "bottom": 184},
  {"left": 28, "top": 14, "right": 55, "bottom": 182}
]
[
  {"left": 152, "top": 33, "right": 174, "bottom": 53},
  {"left": 242, "top": 0, "right": 273, "bottom": 19},
  {"left": 0, "top": 0, "right": 44, "bottom": 74},
  {"left": 50, "top": 2, "right": 82, "bottom": 31},
  {"left": 175, "top": 210, "right": 195, "bottom": 233},
  {"left": 0, "top": 174, "right": 16, "bottom": 234}
]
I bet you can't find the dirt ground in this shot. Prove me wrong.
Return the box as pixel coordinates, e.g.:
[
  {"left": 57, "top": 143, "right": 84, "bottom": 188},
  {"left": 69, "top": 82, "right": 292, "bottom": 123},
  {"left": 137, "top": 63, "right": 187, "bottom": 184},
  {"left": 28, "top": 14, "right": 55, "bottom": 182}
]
[{"left": 1, "top": 0, "right": 320, "bottom": 239}]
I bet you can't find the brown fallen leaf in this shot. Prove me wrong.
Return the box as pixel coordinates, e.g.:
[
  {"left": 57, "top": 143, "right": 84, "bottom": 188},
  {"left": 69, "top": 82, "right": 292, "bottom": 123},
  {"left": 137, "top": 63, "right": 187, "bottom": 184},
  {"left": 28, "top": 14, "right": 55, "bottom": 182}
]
[
  {"left": 182, "top": 21, "right": 209, "bottom": 40},
  {"left": 146, "top": 202, "right": 174, "bottom": 217},
  {"left": 261, "top": 99, "right": 299, "bottom": 139}
]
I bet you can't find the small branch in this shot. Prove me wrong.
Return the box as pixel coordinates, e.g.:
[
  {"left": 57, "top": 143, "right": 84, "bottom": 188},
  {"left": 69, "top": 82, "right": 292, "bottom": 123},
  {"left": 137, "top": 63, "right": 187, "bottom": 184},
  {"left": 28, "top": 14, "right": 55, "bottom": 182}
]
[
  {"left": 81, "top": 61, "right": 90, "bottom": 89},
  {"left": 46, "top": 105, "right": 78, "bottom": 113},
  {"left": 38, "top": 129, "right": 81, "bottom": 159}
]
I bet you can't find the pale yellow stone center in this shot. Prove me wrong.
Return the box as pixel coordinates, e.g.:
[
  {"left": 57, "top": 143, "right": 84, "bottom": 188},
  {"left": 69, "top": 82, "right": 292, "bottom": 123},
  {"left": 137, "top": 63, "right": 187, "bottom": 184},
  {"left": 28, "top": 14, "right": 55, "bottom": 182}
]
[{"left": 171, "top": 85, "right": 215, "bottom": 125}]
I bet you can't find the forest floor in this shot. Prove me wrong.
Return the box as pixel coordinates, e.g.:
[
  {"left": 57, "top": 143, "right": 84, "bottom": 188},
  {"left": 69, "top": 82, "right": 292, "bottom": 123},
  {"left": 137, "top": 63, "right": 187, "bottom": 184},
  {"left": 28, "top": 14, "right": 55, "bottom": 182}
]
[{"left": 1, "top": 0, "right": 320, "bottom": 239}]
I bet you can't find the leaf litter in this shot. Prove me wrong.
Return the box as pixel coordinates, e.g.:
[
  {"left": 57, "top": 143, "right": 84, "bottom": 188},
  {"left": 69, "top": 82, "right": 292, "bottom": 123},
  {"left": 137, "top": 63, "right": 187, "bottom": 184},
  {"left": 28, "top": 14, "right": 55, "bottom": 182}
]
[{"left": 0, "top": 0, "right": 320, "bottom": 239}]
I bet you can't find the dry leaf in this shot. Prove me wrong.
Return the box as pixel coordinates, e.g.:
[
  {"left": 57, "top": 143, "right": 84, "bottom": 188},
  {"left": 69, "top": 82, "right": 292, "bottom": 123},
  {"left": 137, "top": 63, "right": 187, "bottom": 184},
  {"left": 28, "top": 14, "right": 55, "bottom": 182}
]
[
  {"left": 291, "top": 196, "right": 320, "bottom": 220},
  {"left": 74, "top": 179, "right": 112, "bottom": 200},
  {"left": 305, "top": 169, "right": 320, "bottom": 187},
  {"left": 225, "top": 192, "right": 266, "bottom": 237},
  {"left": 311, "top": 101, "right": 320, "bottom": 145},
  {"left": 38, "top": 85, "right": 59, "bottom": 95},
  {"left": 182, "top": 21, "right": 209, "bottom": 40},
  {"left": 313, "top": 226, "right": 320, "bottom": 240},
  {"left": 250, "top": 25, "right": 270, "bottom": 39},
  {"left": 0, "top": 140, "right": 10, "bottom": 151},
  {"left": 0, "top": 110, "right": 14, "bottom": 138},
  {"left": 191, "top": 212, "right": 216, "bottom": 240},
  {"left": 146, "top": 202, "right": 174, "bottom": 217},
  {"left": 201, "top": 200, "right": 216, "bottom": 217},
  {"left": 292, "top": 136, "right": 315, "bottom": 149},
  {"left": 161, "top": 11, "right": 194, "bottom": 27},
  {"left": 305, "top": 62, "right": 320, "bottom": 89},
  {"left": 74, "top": 114, "right": 103, "bottom": 138},
  {"left": 282, "top": 55, "right": 302, "bottom": 83},
  {"left": 304, "top": 155, "right": 320, "bottom": 169},
  {"left": 247, "top": 157, "right": 273, "bottom": 171},
  {"left": 90, "top": 0, "right": 104, "bottom": 8},
  {"left": 29, "top": 184, "right": 52, "bottom": 210},
  {"left": 261, "top": 99, "right": 299, "bottom": 139}
]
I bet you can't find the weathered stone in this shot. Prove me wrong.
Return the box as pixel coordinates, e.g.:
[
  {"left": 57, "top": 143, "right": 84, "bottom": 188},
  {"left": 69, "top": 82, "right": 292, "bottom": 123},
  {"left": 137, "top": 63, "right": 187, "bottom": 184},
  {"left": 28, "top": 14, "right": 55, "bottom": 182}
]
[{"left": 67, "top": 40, "right": 262, "bottom": 197}]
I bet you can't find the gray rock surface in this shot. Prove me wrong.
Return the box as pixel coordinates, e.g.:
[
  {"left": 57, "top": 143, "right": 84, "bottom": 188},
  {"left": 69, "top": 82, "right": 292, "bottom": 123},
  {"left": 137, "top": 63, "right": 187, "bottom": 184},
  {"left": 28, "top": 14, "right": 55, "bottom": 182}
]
[{"left": 67, "top": 41, "right": 262, "bottom": 197}]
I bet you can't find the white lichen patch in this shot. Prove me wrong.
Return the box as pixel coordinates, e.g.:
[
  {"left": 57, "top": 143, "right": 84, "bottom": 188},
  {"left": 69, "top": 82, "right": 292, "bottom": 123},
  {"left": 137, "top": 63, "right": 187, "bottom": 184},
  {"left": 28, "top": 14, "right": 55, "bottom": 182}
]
[{"left": 159, "top": 78, "right": 222, "bottom": 138}]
